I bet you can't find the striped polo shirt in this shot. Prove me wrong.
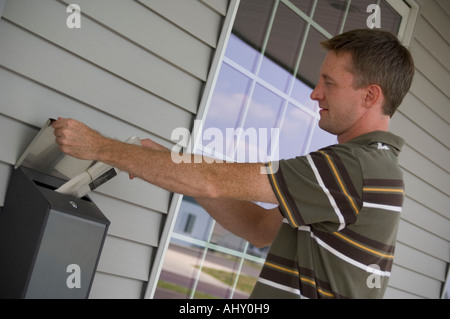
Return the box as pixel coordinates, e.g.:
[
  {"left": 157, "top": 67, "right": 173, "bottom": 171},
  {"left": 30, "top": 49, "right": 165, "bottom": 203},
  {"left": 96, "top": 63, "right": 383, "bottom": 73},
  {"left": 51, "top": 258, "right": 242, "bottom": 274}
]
[{"left": 251, "top": 131, "right": 405, "bottom": 299}]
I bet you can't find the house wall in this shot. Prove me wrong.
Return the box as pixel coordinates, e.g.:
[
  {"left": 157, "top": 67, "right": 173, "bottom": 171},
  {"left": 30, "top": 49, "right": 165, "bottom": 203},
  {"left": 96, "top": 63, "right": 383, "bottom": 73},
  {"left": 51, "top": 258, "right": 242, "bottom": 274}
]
[
  {"left": 0, "top": 0, "right": 230, "bottom": 298},
  {"left": 385, "top": 0, "right": 450, "bottom": 299}
]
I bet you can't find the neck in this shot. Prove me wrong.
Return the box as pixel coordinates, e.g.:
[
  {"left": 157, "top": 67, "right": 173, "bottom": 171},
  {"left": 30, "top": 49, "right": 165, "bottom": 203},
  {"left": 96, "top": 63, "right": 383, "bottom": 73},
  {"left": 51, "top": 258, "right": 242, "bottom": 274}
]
[{"left": 337, "top": 114, "right": 390, "bottom": 144}]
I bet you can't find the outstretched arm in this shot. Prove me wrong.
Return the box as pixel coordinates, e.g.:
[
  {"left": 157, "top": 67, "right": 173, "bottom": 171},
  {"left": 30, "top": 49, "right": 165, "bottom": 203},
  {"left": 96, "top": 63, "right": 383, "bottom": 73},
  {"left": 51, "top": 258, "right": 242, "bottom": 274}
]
[{"left": 53, "top": 118, "right": 282, "bottom": 246}]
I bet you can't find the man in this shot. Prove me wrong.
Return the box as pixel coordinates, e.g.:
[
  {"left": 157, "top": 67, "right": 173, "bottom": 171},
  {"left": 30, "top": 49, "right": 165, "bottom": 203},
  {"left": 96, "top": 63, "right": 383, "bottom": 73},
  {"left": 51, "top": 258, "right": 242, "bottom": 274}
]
[{"left": 53, "top": 29, "right": 414, "bottom": 298}]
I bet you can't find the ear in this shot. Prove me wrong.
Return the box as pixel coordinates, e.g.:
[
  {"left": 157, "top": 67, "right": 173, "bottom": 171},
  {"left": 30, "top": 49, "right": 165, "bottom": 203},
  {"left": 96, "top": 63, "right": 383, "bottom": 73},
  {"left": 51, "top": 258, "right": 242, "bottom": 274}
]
[{"left": 363, "top": 84, "right": 383, "bottom": 108}]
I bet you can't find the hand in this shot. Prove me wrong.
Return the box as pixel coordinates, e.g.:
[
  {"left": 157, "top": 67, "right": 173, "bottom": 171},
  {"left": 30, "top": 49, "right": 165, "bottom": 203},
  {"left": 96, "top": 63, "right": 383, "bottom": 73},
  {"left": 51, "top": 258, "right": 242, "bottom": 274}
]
[{"left": 52, "top": 117, "right": 106, "bottom": 161}]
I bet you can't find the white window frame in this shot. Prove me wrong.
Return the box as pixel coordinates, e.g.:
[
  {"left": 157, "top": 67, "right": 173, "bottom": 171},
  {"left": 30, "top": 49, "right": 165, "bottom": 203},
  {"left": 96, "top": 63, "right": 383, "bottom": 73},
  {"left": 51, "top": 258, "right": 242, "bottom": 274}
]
[{"left": 386, "top": 0, "right": 420, "bottom": 46}]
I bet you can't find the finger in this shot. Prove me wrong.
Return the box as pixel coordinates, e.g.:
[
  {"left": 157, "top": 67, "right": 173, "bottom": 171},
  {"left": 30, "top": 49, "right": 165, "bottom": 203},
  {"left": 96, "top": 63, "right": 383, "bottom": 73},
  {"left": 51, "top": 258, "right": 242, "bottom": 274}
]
[
  {"left": 140, "top": 139, "right": 152, "bottom": 148},
  {"left": 53, "top": 117, "right": 79, "bottom": 129},
  {"left": 51, "top": 117, "right": 66, "bottom": 129}
]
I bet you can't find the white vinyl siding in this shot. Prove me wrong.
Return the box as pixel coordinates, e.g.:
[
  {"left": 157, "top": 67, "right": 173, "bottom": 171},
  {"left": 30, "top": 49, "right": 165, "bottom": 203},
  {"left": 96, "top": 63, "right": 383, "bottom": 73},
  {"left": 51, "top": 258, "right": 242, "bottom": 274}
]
[
  {"left": 385, "top": 0, "right": 450, "bottom": 299},
  {"left": 0, "top": 0, "right": 230, "bottom": 298}
]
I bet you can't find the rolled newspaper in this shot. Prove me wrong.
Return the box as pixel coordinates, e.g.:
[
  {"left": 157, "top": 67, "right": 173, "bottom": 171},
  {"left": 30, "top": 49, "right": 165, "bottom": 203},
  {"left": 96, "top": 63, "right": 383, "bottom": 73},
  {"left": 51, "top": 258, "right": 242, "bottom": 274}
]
[{"left": 55, "top": 136, "right": 141, "bottom": 198}]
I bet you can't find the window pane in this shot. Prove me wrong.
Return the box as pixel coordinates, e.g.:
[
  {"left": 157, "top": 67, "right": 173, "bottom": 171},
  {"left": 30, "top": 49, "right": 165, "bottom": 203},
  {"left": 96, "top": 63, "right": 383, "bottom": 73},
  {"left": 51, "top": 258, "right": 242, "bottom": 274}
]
[
  {"left": 297, "top": 27, "right": 328, "bottom": 88},
  {"left": 196, "top": 250, "right": 242, "bottom": 299},
  {"left": 234, "top": 260, "right": 264, "bottom": 298},
  {"left": 313, "top": 0, "right": 347, "bottom": 36},
  {"left": 202, "top": 63, "right": 252, "bottom": 158},
  {"left": 183, "top": 214, "right": 196, "bottom": 234},
  {"left": 210, "top": 222, "right": 247, "bottom": 252},
  {"left": 278, "top": 104, "right": 315, "bottom": 159},
  {"left": 259, "top": 55, "right": 292, "bottom": 93},
  {"left": 232, "top": 0, "right": 275, "bottom": 62},
  {"left": 237, "top": 84, "right": 284, "bottom": 162},
  {"left": 291, "top": 78, "right": 318, "bottom": 111},
  {"left": 173, "top": 197, "right": 213, "bottom": 240},
  {"left": 308, "top": 125, "right": 338, "bottom": 153},
  {"left": 155, "top": 243, "right": 208, "bottom": 299},
  {"left": 342, "top": 0, "right": 374, "bottom": 31},
  {"left": 378, "top": 1, "right": 402, "bottom": 34},
  {"left": 290, "top": 0, "right": 315, "bottom": 16},
  {"left": 343, "top": 0, "right": 402, "bottom": 33},
  {"left": 260, "top": 2, "right": 308, "bottom": 92},
  {"left": 225, "top": 34, "right": 259, "bottom": 72}
]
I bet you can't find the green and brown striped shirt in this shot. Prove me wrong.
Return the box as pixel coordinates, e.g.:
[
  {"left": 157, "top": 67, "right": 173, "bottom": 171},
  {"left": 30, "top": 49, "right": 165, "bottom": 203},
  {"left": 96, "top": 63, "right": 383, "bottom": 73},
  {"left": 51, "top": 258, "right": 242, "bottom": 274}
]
[{"left": 251, "top": 131, "right": 405, "bottom": 299}]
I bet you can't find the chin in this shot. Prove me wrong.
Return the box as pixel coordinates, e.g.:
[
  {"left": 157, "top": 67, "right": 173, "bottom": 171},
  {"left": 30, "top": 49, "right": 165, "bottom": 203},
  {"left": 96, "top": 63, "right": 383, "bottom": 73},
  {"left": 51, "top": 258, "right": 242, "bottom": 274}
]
[{"left": 318, "top": 122, "right": 337, "bottom": 135}]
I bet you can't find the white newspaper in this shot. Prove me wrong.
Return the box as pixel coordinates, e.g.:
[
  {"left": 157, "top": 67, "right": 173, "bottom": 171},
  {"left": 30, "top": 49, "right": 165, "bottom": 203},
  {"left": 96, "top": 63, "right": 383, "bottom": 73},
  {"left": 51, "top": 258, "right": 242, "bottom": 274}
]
[{"left": 55, "top": 136, "right": 141, "bottom": 198}]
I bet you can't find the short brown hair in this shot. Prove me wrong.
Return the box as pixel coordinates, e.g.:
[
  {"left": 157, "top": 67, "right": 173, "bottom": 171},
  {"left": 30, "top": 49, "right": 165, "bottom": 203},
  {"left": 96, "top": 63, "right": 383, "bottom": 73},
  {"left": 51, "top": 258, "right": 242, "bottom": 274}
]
[{"left": 321, "top": 29, "right": 414, "bottom": 117}]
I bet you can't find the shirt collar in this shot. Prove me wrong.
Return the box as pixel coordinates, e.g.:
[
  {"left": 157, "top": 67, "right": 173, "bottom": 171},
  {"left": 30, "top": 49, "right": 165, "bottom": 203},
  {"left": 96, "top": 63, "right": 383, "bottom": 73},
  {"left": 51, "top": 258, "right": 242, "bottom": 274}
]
[{"left": 346, "top": 131, "right": 405, "bottom": 155}]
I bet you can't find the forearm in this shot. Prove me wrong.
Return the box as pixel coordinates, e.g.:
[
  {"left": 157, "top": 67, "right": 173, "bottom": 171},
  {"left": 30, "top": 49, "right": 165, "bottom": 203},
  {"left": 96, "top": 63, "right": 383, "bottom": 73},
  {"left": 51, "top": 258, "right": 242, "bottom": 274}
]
[
  {"left": 97, "top": 137, "right": 215, "bottom": 198},
  {"left": 96, "top": 137, "right": 278, "bottom": 204}
]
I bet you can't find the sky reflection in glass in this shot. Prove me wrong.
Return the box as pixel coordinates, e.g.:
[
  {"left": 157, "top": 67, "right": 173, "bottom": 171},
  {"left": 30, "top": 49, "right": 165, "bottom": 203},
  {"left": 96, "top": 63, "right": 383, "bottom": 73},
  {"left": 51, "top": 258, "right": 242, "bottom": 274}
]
[{"left": 202, "top": 33, "right": 337, "bottom": 162}]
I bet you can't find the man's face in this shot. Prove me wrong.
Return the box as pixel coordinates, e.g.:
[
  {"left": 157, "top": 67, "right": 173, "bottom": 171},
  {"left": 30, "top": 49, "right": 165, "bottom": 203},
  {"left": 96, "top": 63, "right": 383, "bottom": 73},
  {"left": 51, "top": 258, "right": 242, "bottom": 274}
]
[{"left": 310, "top": 51, "right": 367, "bottom": 139}]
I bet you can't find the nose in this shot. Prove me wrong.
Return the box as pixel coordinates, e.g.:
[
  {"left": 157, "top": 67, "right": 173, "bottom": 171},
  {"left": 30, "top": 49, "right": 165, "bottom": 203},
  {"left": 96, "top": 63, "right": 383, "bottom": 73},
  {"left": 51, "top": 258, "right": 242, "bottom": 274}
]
[{"left": 310, "top": 85, "right": 322, "bottom": 101}]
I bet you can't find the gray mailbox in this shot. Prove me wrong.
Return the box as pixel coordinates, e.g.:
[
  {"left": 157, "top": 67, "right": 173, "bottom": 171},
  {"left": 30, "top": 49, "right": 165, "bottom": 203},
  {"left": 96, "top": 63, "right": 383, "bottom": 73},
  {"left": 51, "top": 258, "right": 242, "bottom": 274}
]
[{"left": 0, "top": 119, "right": 110, "bottom": 299}]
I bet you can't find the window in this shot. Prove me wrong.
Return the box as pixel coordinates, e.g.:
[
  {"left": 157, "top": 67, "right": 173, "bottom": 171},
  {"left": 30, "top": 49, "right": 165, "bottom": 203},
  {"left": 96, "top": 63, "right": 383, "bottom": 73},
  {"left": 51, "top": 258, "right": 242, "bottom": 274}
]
[
  {"left": 155, "top": 0, "right": 409, "bottom": 299},
  {"left": 183, "top": 214, "right": 196, "bottom": 234}
]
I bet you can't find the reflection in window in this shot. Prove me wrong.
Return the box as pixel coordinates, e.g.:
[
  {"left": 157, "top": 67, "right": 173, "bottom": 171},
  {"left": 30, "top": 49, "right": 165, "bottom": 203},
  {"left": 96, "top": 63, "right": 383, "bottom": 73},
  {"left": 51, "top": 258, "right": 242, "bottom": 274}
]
[
  {"left": 313, "top": 0, "right": 347, "bottom": 35},
  {"left": 225, "top": 33, "right": 259, "bottom": 72},
  {"left": 278, "top": 104, "right": 315, "bottom": 159},
  {"left": 290, "top": 0, "right": 315, "bottom": 16},
  {"left": 203, "top": 63, "right": 252, "bottom": 159},
  {"left": 183, "top": 214, "right": 196, "bottom": 234},
  {"left": 155, "top": 196, "right": 266, "bottom": 299},
  {"left": 260, "top": 2, "right": 308, "bottom": 93},
  {"left": 239, "top": 84, "right": 284, "bottom": 162},
  {"left": 342, "top": 0, "right": 402, "bottom": 33},
  {"left": 297, "top": 27, "right": 328, "bottom": 88}
]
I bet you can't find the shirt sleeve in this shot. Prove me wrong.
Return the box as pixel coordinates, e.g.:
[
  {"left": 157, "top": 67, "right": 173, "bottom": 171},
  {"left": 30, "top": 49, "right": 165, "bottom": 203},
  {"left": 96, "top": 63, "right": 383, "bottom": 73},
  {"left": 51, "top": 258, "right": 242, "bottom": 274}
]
[{"left": 266, "top": 146, "right": 363, "bottom": 231}]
